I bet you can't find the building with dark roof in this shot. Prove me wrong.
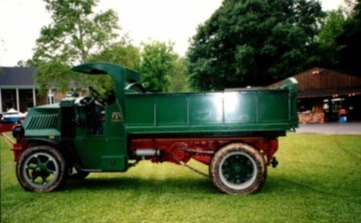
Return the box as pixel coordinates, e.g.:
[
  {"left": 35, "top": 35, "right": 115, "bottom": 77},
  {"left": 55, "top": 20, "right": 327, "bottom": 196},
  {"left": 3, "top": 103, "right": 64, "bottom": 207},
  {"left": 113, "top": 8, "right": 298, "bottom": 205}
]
[
  {"left": 0, "top": 67, "right": 41, "bottom": 114},
  {"left": 269, "top": 67, "right": 361, "bottom": 123},
  {"left": 1, "top": 67, "right": 87, "bottom": 114}
]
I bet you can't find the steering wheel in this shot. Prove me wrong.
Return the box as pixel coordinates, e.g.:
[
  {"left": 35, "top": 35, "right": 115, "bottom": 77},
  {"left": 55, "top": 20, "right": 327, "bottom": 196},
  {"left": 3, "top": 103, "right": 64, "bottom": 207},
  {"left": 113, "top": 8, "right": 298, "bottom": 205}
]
[{"left": 89, "top": 87, "right": 105, "bottom": 105}]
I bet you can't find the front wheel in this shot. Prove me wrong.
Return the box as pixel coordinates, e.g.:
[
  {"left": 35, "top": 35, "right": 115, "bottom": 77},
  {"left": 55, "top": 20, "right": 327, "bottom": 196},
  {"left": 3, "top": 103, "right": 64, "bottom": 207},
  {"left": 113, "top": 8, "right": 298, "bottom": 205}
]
[
  {"left": 16, "top": 146, "right": 67, "bottom": 192},
  {"left": 209, "top": 143, "right": 266, "bottom": 194}
]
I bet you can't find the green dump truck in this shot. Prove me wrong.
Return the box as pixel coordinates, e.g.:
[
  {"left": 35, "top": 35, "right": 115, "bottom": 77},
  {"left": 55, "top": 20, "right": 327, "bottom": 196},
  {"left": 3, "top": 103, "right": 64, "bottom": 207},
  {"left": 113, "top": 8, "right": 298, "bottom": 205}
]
[{"left": 12, "top": 62, "right": 298, "bottom": 194}]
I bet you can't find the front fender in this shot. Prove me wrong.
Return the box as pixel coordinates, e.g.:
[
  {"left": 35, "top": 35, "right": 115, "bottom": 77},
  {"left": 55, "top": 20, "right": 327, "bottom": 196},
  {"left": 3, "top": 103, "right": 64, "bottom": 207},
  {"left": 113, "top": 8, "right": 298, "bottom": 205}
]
[{"left": 13, "top": 138, "right": 63, "bottom": 162}]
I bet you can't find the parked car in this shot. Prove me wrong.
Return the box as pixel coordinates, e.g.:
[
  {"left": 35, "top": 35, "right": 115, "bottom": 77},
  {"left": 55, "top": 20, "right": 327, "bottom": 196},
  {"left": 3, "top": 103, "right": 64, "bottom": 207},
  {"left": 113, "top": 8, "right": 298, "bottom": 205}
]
[{"left": 1, "top": 109, "right": 26, "bottom": 123}]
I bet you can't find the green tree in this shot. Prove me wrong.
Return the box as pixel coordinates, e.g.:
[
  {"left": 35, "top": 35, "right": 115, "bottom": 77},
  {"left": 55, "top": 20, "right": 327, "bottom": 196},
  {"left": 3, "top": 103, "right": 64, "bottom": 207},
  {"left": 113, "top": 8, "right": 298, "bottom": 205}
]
[
  {"left": 89, "top": 36, "right": 140, "bottom": 69},
  {"left": 336, "top": 1, "right": 361, "bottom": 76},
  {"left": 186, "top": 0, "right": 324, "bottom": 90},
  {"left": 139, "top": 40, "right": 176, "bottom": 92},
  {"left": 317, "top": 10, "right": 346, "bottom": 69},
  {"left": 29, "top": 0, "right": 121, "bottom": 94},
  {"left": 85, "top": 36, "right": 141, "bottom": 96},
  {"left": 168, "top": 56, "right": 191, "bottom": 93}
]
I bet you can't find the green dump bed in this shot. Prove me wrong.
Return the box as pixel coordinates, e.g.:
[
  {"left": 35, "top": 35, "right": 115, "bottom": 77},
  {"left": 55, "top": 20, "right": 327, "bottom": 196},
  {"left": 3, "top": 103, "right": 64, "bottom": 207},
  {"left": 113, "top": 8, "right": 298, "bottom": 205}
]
[{"left": 124, "top": 79, "right": 298, "bottom": 136}]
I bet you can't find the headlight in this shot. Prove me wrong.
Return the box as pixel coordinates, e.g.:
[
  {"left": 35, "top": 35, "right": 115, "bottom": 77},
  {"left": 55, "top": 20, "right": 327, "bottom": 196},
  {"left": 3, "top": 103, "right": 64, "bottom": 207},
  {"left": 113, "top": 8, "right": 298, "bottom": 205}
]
[{"left": 12, "top": 125, "right": 24, "bottom": 140}]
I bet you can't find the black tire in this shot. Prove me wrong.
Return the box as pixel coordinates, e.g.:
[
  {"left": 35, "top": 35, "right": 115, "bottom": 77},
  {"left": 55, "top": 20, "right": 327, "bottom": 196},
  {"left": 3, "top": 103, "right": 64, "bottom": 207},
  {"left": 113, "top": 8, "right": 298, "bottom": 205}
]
[
  {"left": 67, "top": 167, "right": 90, "bottom": 180},
  {"left": 16, "top": 145, "right": 67, "bottom": 192},
  {"left": 209, "top": 143, "right": 266, "bottom": 195}
]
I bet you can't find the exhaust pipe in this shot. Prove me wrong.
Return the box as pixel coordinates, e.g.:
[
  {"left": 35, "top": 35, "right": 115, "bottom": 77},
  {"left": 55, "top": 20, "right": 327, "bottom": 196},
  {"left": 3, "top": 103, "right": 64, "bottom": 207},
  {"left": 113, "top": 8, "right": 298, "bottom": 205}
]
[{"left": 134, "top": 149, "right": 160, "bottom": 157}]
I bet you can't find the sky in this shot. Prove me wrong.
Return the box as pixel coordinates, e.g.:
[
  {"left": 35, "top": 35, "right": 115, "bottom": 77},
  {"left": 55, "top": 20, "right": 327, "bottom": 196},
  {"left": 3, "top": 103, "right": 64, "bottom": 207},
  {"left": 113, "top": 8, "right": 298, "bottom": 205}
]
[{"left": 0, "top": 0, "right": 345, "bottom": 67}]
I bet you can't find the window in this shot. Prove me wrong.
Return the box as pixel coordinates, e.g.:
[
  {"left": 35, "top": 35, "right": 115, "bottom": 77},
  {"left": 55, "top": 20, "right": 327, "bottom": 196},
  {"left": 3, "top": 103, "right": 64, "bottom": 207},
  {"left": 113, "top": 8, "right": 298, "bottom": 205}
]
[{"left": 48, "top": 89, "right": 54, "bottom": 104}]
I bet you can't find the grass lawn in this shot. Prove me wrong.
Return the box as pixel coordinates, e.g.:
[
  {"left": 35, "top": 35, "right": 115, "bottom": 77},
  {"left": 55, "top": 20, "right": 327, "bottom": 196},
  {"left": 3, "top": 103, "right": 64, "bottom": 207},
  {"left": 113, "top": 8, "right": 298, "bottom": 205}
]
[{"left": 1, "top": 133, "right": 360, "bottom": 223}]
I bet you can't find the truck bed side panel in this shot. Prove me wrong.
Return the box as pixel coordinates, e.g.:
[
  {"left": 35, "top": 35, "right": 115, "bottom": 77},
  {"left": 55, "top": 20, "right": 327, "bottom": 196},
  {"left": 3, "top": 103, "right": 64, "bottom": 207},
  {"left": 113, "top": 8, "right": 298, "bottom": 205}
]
[{"left": 124, "top": 89, "right": 293, "bottom": 135}]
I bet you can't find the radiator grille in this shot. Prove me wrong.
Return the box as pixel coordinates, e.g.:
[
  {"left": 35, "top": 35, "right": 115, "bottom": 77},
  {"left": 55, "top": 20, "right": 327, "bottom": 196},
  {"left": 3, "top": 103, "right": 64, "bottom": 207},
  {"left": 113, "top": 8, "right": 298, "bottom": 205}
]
[{"left": 27, "top": 114, "right": 59, "bottom": 130}]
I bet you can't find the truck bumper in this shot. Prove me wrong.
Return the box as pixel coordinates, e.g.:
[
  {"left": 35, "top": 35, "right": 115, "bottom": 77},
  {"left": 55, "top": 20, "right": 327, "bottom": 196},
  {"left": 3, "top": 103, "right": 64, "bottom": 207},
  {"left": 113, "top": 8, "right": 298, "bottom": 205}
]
[{"left": 12, "top": 143, "right": 24, "bottom": 162}]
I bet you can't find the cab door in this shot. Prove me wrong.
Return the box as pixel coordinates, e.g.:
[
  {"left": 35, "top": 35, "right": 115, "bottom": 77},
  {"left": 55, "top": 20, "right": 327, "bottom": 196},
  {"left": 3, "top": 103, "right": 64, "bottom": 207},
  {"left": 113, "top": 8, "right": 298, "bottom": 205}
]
[{"left": 74, "top": 102, "right": 127, "bottom": 171}]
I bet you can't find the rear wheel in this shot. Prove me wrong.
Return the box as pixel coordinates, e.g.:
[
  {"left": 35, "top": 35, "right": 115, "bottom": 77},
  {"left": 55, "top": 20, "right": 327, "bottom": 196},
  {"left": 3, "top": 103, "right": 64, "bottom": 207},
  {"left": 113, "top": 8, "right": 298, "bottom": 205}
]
[
  {"left": 210, "top": 143, "right": 266, "bottom": 194},
  {"left": 16, "top": 146, "right": 67, "bottom": 192}
]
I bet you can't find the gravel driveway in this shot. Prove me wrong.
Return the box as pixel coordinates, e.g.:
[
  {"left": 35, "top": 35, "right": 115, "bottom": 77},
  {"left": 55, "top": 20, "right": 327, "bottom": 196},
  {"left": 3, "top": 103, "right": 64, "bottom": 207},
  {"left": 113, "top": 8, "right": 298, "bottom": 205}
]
[{"left": 295, "top": 122, "right": 361, "bottom": 134}]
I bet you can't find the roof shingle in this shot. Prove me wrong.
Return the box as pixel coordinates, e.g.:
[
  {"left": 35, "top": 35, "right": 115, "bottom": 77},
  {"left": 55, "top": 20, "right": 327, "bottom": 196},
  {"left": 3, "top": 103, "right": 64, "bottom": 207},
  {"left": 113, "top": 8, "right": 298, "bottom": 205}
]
[{"left": 0, "top": 67, "right": 36, "bottom": 87}]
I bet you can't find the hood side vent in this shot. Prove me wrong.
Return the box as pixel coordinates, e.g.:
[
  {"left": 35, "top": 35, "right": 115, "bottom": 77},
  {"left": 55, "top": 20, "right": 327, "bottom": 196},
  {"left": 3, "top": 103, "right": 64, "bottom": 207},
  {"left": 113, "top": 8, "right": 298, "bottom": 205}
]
[{"left": 27, "top": 114, "right": 59, "bottom": 130}]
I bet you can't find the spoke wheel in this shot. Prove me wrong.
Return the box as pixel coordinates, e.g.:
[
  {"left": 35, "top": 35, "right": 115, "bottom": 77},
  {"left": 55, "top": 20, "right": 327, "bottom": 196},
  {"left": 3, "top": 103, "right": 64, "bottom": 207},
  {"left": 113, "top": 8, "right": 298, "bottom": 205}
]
[
  {"left": 16, "top": 146, "right": 67, "bottom": 192},
  {"left": 210, "top": 143, "right": 266, "bottom": 194}
]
